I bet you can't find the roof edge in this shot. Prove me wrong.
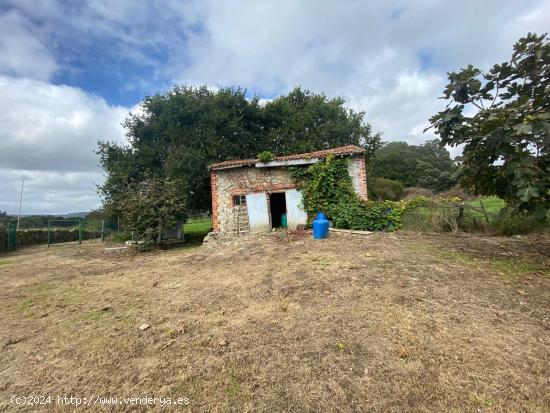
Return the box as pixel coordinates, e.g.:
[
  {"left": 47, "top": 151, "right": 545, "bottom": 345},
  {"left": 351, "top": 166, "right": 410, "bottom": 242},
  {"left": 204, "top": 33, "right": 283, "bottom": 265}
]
[{"left": 209, "top": 145, "right": 365, "bottom": 171}]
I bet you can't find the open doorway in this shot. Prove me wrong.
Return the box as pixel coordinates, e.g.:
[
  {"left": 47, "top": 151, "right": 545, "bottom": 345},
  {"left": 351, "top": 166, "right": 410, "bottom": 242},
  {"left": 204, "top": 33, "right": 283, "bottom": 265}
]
[{"left": 269, "top": 192, "right": 287, "bottom": 228}]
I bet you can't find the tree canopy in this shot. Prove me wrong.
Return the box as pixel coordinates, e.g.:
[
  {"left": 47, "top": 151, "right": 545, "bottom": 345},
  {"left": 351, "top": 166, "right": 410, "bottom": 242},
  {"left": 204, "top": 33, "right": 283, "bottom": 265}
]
[
  {"left": 117, "top": 176, "right": 187, "bottom": 245},
  {"left": 370, "top": 139, "right": 457, "bottom": 192},
  {"left": 97, "top": 86, "right": 381, "bottom": 213},
  {"left": 428, "top": 33, "right": 550, "bottom": 218}
]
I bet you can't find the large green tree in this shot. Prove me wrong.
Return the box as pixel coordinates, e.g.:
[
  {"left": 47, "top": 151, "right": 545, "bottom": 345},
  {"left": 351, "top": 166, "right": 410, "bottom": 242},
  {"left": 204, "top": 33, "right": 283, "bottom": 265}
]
[
  {"left": 370, "top": 139, "right": 456, "bottom": 192},
  {"left": 117, "top": 176, "right": 187, "bottom": 245},
  {"left": 428, "top": 33, "right": 550, "bottom": 217},
  {"left": 98, "top": 86, "right": 380, "bottom": 213},
  {"left": 263, "top": 88, "right": 381, "bottom": 159}
]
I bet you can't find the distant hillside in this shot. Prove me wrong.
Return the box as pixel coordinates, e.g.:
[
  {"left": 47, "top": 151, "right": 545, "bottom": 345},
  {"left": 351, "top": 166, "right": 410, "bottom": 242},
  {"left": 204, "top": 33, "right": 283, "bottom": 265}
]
[{"left": 63, "top": 212, "right": 89, "bottom": 218}]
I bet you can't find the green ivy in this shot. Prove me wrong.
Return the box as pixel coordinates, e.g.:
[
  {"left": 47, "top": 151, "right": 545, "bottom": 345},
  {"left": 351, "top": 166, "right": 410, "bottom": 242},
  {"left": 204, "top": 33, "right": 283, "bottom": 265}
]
[{"left": 292, "top": 155, "right": 407, "bottom": 231}]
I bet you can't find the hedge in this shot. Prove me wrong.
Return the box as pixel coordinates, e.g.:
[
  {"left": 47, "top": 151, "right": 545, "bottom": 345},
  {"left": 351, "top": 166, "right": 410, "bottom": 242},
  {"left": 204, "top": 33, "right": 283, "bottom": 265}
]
[{"left": 16, "top": 229, "right": 101, "bottom": 247}]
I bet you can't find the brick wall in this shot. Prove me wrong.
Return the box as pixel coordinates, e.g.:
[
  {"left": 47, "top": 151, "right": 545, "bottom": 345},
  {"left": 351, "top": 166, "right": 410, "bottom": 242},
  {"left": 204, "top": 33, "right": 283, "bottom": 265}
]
[
  {"left": 212, "top": 166, "right": 296, "bottom": 233},
  {"left": 348, "top": 154, "right": 368, "bottom": 201},
  {"left": 211, "top": 155, "right": 369, "bottom": 234}
]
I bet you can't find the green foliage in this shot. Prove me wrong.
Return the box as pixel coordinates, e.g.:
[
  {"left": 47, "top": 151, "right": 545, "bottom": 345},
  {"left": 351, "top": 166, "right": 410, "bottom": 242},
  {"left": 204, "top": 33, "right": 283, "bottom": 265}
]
[
  {"left": 370, "top": 139, "right": 457, "bottom": 191},
  {"left": 117, "top": 176, "right": 187, "bottom": 245},
  {"left": 292, "top": 155, "right": 406, "bottom": 231},
  {"left": 111, "top": 232, "right": 131, "bottom": 243},
  {"left": 428, "top": 33, "right": 550, "bottom": 217},
  {"left": 263, "top": 87, "right": 382, "bottom": 160},
  {"left": 0, "top": 211, "right": 9, "bottom": 227},
  {"left": 257, "top": 151, "right": 275, "bottom": 163},
  {"left": 492, "top": 209, "right": 543, "bottom": 235},
  {"left": 97, "top": 86, "right": 381, "bottom": 214},
  {"left": 401, "top": 195, "right": 548, "bottom": 235},
  {"left": 368, "top": 177, "right": 404, "bottom": 201},
  {"left": 15, "top": 229, "right": 98, "bottom": 247}
]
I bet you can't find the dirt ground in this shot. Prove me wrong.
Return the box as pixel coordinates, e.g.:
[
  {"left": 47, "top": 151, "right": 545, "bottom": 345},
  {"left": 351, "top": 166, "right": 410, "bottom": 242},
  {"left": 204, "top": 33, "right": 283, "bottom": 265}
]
[{"left": 0, "top": 231, "right": 549, "bottom": 412}]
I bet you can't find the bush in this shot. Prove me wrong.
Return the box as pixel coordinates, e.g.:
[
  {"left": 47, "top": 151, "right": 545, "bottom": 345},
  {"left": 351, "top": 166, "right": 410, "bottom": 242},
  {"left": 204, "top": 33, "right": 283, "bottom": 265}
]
[
  {"left": 16, "top": 229, "right": 100, "bottom": 247},
  {"left": 293, "top": 155, "right": 407, "bottom": 231},
  {"left": 111, "top": 232, "right": 132, "bottom": 243},
  {"left": 117, "top": 177, "right": 187, "bottom": 245},
  {"left": 401, "top": 197, "right": 480, "bottom": 233},
  {"left": 402, "top": 187, "right": 434, "bottom": 201},
  {"left": 436, "top": 186, "right": 474, "bottom": 201},
  {"left": 257, "top": 151, "right": 275, "bottom": 163},
  {"left": 491, "top": 210, "right": 542, "bottom": 235},
  {"left": 0, "top": 223, "right": 5, "bottom": 252},
  {"left": 368, "top": 177, "right": 404, "bottom": 201}
]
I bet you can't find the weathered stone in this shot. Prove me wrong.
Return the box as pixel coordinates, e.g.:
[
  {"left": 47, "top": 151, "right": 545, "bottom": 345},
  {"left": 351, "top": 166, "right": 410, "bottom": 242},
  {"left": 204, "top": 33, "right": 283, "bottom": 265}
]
[{"left": 210, "top": 152, "right": 368, "bottom": 235}]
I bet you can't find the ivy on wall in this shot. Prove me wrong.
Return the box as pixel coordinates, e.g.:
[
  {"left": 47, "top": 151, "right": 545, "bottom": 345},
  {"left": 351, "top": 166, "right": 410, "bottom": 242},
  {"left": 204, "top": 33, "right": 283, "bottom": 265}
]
[{"left": 292, "top": 155, "right": 406, "bottom": 231}]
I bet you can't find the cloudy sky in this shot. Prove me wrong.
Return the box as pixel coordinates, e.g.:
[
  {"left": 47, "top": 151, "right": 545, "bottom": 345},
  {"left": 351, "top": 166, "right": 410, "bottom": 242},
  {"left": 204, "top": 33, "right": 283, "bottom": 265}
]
[{"left": 0, "top": 0, "right": 548, "bottom": 214}]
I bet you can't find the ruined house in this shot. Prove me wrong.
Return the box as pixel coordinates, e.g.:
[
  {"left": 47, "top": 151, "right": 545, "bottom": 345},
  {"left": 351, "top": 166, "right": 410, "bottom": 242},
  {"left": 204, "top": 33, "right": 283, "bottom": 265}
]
[{"left": 209, "top": 145, "right": 368, "bottom": 235}]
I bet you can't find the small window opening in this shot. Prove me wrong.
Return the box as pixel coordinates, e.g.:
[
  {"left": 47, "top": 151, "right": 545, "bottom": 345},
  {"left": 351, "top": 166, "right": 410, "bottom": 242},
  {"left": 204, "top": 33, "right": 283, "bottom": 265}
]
[{"left": 233, "top": 195, "right": 246, "bottom": 206}]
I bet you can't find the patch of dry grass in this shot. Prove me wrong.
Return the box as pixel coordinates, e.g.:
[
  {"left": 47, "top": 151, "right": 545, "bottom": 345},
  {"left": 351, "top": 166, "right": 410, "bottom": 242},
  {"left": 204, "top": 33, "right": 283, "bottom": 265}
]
[{"left": 0, "top": 233, "right": 548, "bottom": 412}]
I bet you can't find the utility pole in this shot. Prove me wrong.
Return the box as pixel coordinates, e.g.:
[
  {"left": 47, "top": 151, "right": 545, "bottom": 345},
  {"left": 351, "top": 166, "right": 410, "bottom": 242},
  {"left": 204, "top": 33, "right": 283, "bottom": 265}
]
[{"left": 17, "top": 178, "right": 25, "bottom": 230}]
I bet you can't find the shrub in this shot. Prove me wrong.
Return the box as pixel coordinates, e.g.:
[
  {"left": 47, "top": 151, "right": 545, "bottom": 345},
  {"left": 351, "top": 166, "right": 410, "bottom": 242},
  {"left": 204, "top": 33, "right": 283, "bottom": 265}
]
[
  {"left": 16, "top": 229, "right": 100, "bottom": 247},
  {"left": 111, "top": 232, "right": 132, "bottom": 243},
  {"left": 437, "top": 186, "right": 474, "bottom": 201},
  {"left": 118, "top": 177, "right": 187, "bottom": 245},
  {"left": 368, "top": 177, "right": 404, "bottom": 201},
  {"left": 402, "top": 187, "right": 434, "bottom": 201},
  {"left": 491, "top": 210, "right": 542, "bottom": 235},
  {"left": 257, "top": 151, "right": 275, "bottom": 163},
  {"left": 292, "top": 155, "right": 407, "bottom": 231},
  {"left": 401, "top": 199, "right": 465, "bottom": 233}
]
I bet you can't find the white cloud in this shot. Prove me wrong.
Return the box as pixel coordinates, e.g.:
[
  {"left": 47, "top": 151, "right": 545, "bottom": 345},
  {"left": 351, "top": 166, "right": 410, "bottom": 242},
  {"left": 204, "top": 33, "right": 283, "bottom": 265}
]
[
  {"left": 0, "top": 76, "right": 128, "bottom": 214},
  {"left": 0, "top": 169, "right": 104, "bottom": 215},
  {"left": 0, "top": 9, "right": 58, "bottom": 80},
  {"left": 171, "top": 0, "right": 549, "bottom": 145},
  {"left": 0, "top": 0, "right": 549, "bottom": 213}
]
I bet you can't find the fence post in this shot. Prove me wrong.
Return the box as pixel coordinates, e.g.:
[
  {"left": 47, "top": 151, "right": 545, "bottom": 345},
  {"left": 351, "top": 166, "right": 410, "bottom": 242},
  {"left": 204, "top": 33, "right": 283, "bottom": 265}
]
[
  {"left": 101, "top": 219, "right": 105, "bottom": 242},
  {"left": 47, "top": 220, "right": 50, "bottom": 247},
  {"left": 457, "top": 202, "right": 465, "bottom": 227},
  {"left": 78, "top": 220, "right": 83, "bottom": 245}
]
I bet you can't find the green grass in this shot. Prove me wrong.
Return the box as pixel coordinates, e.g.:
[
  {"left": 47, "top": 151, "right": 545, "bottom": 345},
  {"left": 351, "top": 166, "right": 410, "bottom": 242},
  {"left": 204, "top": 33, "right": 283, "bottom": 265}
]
[
  {"left": 184, "top": 218, "right": 212, "bottom": 235},
  {"left": 183, "top": 218, "right": 212, "bottom": 247},
  {"left": 465, "top": 196, "right": 506, "bottom": 215},
  {"left": 0, "top": 259, "right": 14, "bottom": 266}
]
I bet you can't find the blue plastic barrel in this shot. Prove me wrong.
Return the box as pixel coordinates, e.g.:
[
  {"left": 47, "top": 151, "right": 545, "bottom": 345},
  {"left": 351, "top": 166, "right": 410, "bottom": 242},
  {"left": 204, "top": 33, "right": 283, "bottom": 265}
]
[{"left": 313, "top": 212, "right": 329, "bottom": 239}]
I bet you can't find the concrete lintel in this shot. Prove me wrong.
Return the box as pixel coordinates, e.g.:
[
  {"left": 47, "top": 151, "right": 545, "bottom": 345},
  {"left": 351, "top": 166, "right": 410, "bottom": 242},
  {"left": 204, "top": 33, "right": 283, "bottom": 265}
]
[{"left": 255, "top": 158, "right": 319, "bottom": 168}]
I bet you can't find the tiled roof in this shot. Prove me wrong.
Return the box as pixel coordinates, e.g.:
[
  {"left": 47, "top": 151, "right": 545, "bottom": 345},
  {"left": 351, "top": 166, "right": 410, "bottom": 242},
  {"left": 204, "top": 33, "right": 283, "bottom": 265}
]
[{"left": 209, "top": 145, "right": 365, "bottom": 170}]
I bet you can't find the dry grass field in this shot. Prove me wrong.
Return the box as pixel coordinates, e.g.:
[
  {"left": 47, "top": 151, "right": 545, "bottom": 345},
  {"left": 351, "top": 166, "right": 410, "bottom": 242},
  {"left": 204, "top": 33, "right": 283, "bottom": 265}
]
[{"left": 0, "top": 231, "right": 549, "bottom": 412}]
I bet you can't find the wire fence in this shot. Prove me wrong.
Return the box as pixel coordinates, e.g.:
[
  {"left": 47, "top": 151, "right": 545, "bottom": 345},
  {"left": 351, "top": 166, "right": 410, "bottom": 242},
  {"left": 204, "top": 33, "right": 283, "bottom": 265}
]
[
  {"left": 402, "top": 199, "right": 501, "bottom": 233},
  {"left": 0, "top": 218, "right": 122, "bottom": 250}
]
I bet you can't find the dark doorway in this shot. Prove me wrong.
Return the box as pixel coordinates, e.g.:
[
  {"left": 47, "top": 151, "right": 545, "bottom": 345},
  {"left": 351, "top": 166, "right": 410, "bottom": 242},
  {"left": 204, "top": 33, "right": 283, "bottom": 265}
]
[{"left": 269, "top": 192, "right": 287, "bottom": 228}]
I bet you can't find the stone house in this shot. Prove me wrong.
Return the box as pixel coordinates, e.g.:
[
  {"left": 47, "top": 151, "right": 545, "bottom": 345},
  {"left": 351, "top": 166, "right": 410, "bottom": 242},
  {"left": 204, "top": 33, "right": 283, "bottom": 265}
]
[{"left": 209, "top": 145, "right": 368, "bottom": 235}]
